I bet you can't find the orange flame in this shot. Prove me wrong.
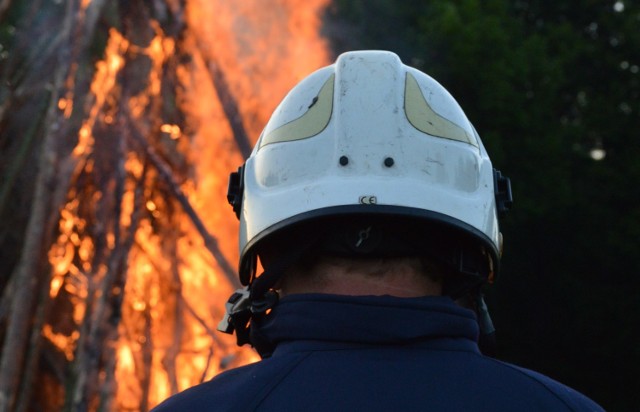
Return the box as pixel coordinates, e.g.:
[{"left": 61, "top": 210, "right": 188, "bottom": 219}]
[{"left": 45, "top": 0, "right": 331, "bottom": 409}]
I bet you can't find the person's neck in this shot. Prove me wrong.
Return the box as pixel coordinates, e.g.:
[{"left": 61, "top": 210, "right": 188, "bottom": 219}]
[
  {"left": 281, "top": 259, "right": 442, "bottom": 297},
  {"left": 309, "top": 274, "right": 440, "bottom": 297}
]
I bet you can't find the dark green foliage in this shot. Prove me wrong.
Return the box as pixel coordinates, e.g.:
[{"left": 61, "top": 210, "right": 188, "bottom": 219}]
[{"left": 327, "top": 1, "right": 639, "bottom": 409}]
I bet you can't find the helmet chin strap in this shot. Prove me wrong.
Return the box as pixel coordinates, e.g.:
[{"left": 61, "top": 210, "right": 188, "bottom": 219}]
[
  {"left": 218, "top": 232, "right": 322, "bottom": 357},
  {"left": 476, "top": 292, "right": 497, "bottom": 357}
]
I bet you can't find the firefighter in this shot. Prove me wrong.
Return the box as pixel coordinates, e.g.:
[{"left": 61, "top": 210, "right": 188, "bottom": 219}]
[{"left": 153, "top": 50, "right": 603, "bottom": 411}]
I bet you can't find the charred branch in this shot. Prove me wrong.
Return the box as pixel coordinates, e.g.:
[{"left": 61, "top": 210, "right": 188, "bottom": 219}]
[
  {"left": 162, "top": 239, "right": 185, "bottom": 396},
  {"left": 125, "top": 112, "right": 241, "bottom": 289},
  {"left": 182, "top": 296, "right": 227, "bottom": 348},
  {"left": 0, "top": 97, "right": 48, "bottom": 221},
  {"left": 204, "top": 57, "right": 253, "bottom": 160},
  {"left": 14, "top": 255, "right": 57, "bottom": 412},
  {"left": 200, "top": 347, "right": 215, "bottom": 384},
  {"left": 139, "top": 307, "right": 153, "bottom": 412}
]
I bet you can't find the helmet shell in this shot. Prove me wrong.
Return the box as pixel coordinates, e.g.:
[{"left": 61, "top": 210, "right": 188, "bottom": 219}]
[{"left": 237, "top": 50, "right": 500, "bottom": 283}]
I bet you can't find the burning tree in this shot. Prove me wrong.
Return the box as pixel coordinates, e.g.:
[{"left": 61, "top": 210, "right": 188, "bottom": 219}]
[{"left": 0, "top": 0, "right": 330, "bottom": 411}]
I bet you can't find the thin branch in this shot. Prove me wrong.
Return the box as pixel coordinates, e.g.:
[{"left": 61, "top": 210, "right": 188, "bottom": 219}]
[
  {"left": 139, "top": 306, "right": 153, "bottom": 412},
  {"left": 14, "top": 255, "right": 55, "bottom": 412},
  {"left": 203, "top": 56, "right": 253, "bottom": 160},
  {"left": 125, "top": 113, "right": 241, "bottom": 289},
  {"left": 0, "top": 96, "right": 48, "bottom": 220},
  {"left": 162, "top": 238, "right": 184, "bottom": 396},
  {"left": 199, "top": 347, "right": 214, "bottom": 384},
  {"left": 96, "top": 338, "right": 116, "bottom": 412},
  {"left": 181, "top": 295, "right": 227, "bottom": 348}
]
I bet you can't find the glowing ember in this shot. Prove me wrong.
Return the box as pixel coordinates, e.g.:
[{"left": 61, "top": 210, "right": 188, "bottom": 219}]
[{"left": 160, "top": 124, "right": 181, "bottom": 140}]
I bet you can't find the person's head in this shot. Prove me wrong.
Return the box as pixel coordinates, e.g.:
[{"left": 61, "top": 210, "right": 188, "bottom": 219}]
[{"left": 220, "top": 50, "right": 512, "bottom": 351}]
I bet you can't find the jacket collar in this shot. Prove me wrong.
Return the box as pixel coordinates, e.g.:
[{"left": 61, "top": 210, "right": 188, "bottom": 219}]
[{"left": 258, "top": 293, "right": 480, "bottom": 355}]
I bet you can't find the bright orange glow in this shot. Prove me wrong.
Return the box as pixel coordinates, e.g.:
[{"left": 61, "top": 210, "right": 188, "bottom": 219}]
[
  {"left": 44, "top": 0, "right": 331, "bottom": 409},
  {"left": 58, "top": 96, "right": 73, "bottom": 118},
  {"left": 161, "top": 124, "right": 181, "bottom": 139},
  {"left": 49, "top": 274, "right": 64, "bottom": 298},
  {"left": 43, "top": 325, "right": 79, "bottom": 361}
]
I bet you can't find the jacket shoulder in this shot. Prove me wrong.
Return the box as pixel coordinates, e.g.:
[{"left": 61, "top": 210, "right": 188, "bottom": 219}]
[
  {"left": 151, "top": 352, "right": 310, "bottom": 412},
  {"left": 487, "top": 359, "right": 604, "bottom": 411}
]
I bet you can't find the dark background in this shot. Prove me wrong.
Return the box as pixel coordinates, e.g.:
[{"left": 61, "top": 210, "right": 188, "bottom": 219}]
[
  {"left": 324, "top": 1, "right": 639, "bottom": 410},
  {"left": 0, "top": 1, "right": 637, "bottom": 410}
]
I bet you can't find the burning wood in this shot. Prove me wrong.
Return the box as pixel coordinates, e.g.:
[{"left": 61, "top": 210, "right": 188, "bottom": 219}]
[{"left": 0, "top": 0, "right": 330, "bottom": 410}]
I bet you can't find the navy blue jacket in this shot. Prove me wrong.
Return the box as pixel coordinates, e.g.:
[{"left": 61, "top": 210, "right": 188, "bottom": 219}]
[{"left": 153, "top": 294, "right": 604, "bottom": 411}]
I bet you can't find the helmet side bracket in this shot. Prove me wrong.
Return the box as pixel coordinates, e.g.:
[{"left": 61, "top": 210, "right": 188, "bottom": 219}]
[
  {"left": 493, "top": 169, "right": 513, "bottom": 218},
  {"left": 228, "top": 164, "right": 245, "bottom": 219}
]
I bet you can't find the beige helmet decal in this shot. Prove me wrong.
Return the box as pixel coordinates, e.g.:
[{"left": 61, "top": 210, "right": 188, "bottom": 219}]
[
  {"left": 404, "top": 73, "right": 476, "bottom": 147},
  {"left": 259, "top": 74, "right": 335, "bottom": 149}
]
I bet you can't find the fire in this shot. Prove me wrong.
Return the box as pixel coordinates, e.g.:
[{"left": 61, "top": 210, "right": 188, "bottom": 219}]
[
  {"left": 160, "top": 124, "right": 181, "bottom": 140},
  {"left": 41, "top": 0, "right": 331, "bottom": 410}
]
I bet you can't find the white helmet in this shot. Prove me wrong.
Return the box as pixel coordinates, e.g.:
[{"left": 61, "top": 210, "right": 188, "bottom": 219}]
[
  {"left": 228, "top": 50, "right": 511, "bottom": 286},
  {"left": 221, "top": 51, "right": 512, "bottom": 350}
]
